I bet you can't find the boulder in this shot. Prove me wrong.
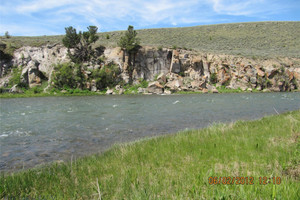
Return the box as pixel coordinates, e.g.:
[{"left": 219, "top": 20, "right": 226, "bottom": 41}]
[
  {"left": 266, "top": 68, "right": 279, "bottom": 79},
  {"left": 119, "top": 88, "right": 124, "bottom": 95},
  {"left": 165, "top": 79, "right": 183, "bottom": 90},
  {"left": 190, "top": 80, "right": 200, "bottom": 89},
  {"left": 9, "top": 85, "right": 23, "bottom": 93},
  {"left": 202, "top": 88, "right": 209, "bottom": 93},
  {"left": 156, "top": 73, "right": 167, "bottom": 84},
  {"left": 250, "top": 77, "right": 257, "bottom": 84},
  {"left": 187, "top": 68, "right": 201, "bottom": 80},
  {"left": 115, "top": 85, "right": 121, "bottom": 90},
  {"left": 271, "top": 87, "right": 281, "bottom": 92},
  {"left": 164, "top": 89, "right": 172, "bottom": 95},
  {"left": 91, "top": 80, "right": 97, "bottom": 92},
  {"left": 137, "top": 87, "right": 145, "bottom": 93},
  {"left": 256, "top": 67, "right": 265, "bottom": 77},
  {"left": 190, "top": 80, "right": 205, "bottom": 89},
  {"left": 20, "top": 60, "right": 43, "bottom": 88},
  {"left": 106, "top": 88, "right": 114, "bottom": 95},
  {"left": 86, "top": 82, "right": 91, "bottom": 90},
  {"left": 147, "top": 81, "right": 164, "bottom": 94},
  {"left": 181, "top": 86, "right": 189, "bottom": 91},
  {"left": 212, "top": 88, "right": 219, "bottom": 93},
  {"left": 206, "top": 84, "right": 214, "bottom": 91},
  {"left": 256, "top": 86, "right": 262, "bottom": 91}
]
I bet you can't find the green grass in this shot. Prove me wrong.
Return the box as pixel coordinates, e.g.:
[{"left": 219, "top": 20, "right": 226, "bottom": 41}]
[
  {"left": 1, "top": 110, "right": 300, "bottom": 199},
  {"left": 0, "top": 90, "right": 105, "bottom": 98},
  {"left": 1, "top": 21, "right": 300, "bottom": 58}
]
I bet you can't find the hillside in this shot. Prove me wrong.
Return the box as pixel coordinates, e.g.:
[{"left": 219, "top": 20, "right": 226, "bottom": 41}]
[{"left": 1, "top": 21, "right": 300, "bottom": 58}]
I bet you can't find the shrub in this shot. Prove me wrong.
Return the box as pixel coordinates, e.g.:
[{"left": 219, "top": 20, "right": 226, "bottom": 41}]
[
  {"left": 52, "top": 63, "right": 76, "bottom": 89},
  {"left": 178, "top": 72, "right": 185, "bottom": 77},
  {"left": 0, "top": 87, "right": 5, "bottom": 93},
  {"left": 91, "top": 64, "right": 121, "bottom": 89},
  {"left": 9, "top": 66, "right": 25, "bottom": 87},
  {"left": 210, "top": 73, "right": 218, "bottom": 84},
  {"left": 5, "top": 31, "right": 11, "bottom": 39},
  {"left": 32, "top": 86, "right": 43, "bottom": 94},
  {"left": 139, "top": 79, "right": 148, "bottom": 88}
]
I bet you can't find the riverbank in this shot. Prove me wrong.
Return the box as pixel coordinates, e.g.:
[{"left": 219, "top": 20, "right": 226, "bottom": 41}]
[
  {"left": 1, "top": 110, "right": 299, "bottom": 199},
  {"left": 1, "top": 86, "right": 299, "bottom": 98}
]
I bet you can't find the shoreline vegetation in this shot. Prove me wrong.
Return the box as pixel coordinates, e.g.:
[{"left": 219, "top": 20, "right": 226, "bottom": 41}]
[
  {"left": 0, "top": 85, "right": 299, "bottom": 99},
  {"left": 0, "top": 86, "right": 299, "bottom": 98},
  {"left": 1, "top": 110, "right": 299, "bottom": 199}
]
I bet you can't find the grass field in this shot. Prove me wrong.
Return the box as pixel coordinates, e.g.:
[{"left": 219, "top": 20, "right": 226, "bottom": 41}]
[
  {"left": 1, "top": 110, "right": 299, "bottom": 199},
  {"left": 1, "top": 21, "right": 300, "bottom": 58}
]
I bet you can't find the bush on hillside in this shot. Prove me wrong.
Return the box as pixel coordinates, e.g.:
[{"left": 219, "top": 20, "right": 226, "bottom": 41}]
[
  {"left": 91, "top": 63, "right": 121, "bottom": 89},
  {"left": 52, "top": 63, "right": 77, "bottom": 89}
]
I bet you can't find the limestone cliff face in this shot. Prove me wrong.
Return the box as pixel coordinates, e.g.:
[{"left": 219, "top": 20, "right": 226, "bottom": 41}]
[
  {"left": 1, "top": 45, "right": 300, "bottom": 93},
  {"left": 104, "top": 47, "right": 300, "bottom": 92},
  {"left": 0, "top": 44, "right": 69, "bottom": 88}
]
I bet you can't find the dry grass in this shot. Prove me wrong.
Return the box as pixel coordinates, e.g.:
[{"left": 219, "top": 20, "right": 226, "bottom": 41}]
[{"left": 1, "top": 21, "right": 299, "bottom": 58}]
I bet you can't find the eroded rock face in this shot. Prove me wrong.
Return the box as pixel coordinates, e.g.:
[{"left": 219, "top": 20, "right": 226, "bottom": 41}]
[
  {"left": 13, "top": 44, "right": 69, "bottom": 77},
  {"left": 1, "top": 44, "right": 70, "bottom": 88},
  {"left": 1, "top": 44, "right": 300, "bottom": 93},
  {"left": 133, "top": 48, "right": 172, "bottom": 81}
]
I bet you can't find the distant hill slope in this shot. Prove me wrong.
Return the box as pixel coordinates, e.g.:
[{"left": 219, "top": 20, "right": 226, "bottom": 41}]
[{"left": 1, "top": 21, "right": 300, "bottom": 58}]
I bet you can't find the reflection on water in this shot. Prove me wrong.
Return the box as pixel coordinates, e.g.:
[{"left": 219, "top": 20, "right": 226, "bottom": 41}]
[{"left": 0, "top": 92, "right": 299, "bottom": 172}]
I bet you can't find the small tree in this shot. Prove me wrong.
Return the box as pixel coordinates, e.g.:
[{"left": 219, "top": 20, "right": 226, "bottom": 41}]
[
  {"left": 5, "top": 31, "right": 11, "bottom": 39},
  {"left": 62, "top": 26, "right": 99, "bottom": 63}
]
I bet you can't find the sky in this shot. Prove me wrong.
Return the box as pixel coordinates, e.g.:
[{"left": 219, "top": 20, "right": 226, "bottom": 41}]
[{"left": 0, "top": 0, "right": 299, "bottom": 36}]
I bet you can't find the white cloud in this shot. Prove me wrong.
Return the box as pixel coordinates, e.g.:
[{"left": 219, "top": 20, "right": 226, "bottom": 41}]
[
  {"left": 0, "top": 0, "right": 297, "bottom": 35},
  {"left": 16, "top": 0, "right": 74, "bottom": 13},
  {"left": 209, "top": 0, "right": 288, "bottom": 16}
]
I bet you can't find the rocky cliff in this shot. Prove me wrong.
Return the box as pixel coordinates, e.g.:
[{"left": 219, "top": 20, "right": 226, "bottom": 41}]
[{"left": 1, "top": 45, "right": 300, "bottom": 94}]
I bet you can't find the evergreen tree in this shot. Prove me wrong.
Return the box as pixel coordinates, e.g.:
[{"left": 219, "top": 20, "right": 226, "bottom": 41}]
[
  {"left": 118, "top": 25, "right": 140, "bottom": 83},
  {"left": 118, "top": 25, "right": 140, "bottom": 54},
  {"left": 62, "top": 26, "right": 99, "bottom": 63}
]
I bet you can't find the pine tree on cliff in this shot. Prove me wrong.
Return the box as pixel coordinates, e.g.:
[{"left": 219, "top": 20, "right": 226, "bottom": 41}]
[
  {"left": 62, "top": 26, "right": 99, "bottom": 89},
  {"left": 62, "top": 26, "right": 99, "bottom": 63},
  {"left": 118, "top": 25, "right": 140, "bottom": 83}
]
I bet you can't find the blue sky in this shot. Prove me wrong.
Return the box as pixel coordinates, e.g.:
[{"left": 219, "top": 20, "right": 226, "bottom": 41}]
[{"left": 0, "top": 0, "right": 299, "bottom": 36}]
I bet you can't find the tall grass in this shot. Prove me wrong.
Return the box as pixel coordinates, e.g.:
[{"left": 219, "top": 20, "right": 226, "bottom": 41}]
[{"left": 1, "top": 110, "right": 300, "bottom": 199}]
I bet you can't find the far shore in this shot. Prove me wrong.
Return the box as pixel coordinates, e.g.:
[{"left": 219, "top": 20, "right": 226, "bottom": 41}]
[{"left": 1, "top": 88, "right": 299, "bottom": 98}]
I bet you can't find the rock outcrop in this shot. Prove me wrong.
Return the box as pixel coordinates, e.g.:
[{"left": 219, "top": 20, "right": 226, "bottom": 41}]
[{"left": 1, "top": 44, "right": 300, "bottom": 93}]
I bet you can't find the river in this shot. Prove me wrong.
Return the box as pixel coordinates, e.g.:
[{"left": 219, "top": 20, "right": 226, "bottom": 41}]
[{"left": 0, "top": 92, "right": 299, "bottom": 172}]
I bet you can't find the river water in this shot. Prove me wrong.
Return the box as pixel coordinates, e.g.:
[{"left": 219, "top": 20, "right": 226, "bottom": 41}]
[{"left": 0, "top": 92, "right": 299, "bottom": 172}]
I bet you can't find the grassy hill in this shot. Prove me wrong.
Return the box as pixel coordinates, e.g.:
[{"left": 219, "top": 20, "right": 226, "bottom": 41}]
[{"left": 1, "top": 21, "right": 300, "bottom": 58}]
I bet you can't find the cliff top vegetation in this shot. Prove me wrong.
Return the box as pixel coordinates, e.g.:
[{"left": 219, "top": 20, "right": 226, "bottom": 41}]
[{"left": 0, "top": 21, "right": 300, "bottom": 58}]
